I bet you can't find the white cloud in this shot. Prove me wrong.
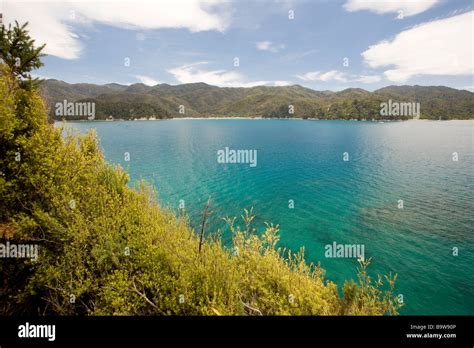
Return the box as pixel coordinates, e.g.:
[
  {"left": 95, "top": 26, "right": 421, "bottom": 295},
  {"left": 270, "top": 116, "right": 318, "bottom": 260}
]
[
  {"left": 353, "top": 74, "right": 382, "bottom": 83},
  {"left": 134, "top": 75, "right": 160, "bottom": 86},
  {"left": 280, "top": 49, "right": 318, "bottom": 62},
  {"left": 297, "top": 70, "right": 340, "bottom": 82},
  {"left": 256, "top": 41, "right": 285, "bottom": 53},
  {"left": 344, "top": 0, "right": 439, "bottom": 17},
  {"left": 3, "top": 2, "right": 83, "bottom": 59},
  {"left": 167, "top": 62, "right": 291, "bottom": 87},
  {"left": 362, "top": 11, "right": 474, "bottom": 82},
  {"left": 296, "top": 70, "right": 381, "bottom": 84},
  {"left": 3, "top": 0, "right": 231, "bottom": 59},
  {"left": 31, "top": 73, "right": 52, "bottom": 80},
  {"left": 273, "top": 80, "right": 292, "bottom": 86}
]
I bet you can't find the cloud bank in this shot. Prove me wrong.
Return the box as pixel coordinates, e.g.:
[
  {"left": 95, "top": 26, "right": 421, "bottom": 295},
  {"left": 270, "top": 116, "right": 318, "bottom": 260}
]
[
  {"left": 362, "top": 11, "right": 474, "bottom": 82},
  {"left": 3, "top": 0, "right": 231, "bottom": 59},
  {"left": 344, "top": 0, "right": 439, "bottom": 17},
  {"left": 296, "top": 70, "right": 381, "bottom": 84},
  {"left": 134, "top": 75, "right": 160, "bottom": 86},
  {"left": 256, "top": 41, "right": 285, "bottom": 53},
  {"left": 168, "top": 62, "right": 291, "bottom": 87}
]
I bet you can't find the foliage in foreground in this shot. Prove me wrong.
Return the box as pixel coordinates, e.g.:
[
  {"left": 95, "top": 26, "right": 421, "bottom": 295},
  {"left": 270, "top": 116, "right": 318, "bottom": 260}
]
[{"left": 0, "top": 65, "right": 402, "bottom": 315}]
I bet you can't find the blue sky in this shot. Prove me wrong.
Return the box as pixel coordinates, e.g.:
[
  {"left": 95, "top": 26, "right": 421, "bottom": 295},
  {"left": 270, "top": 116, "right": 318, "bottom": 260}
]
[{"left": 3, "top": 0, "right": 473, "bottom": 91}]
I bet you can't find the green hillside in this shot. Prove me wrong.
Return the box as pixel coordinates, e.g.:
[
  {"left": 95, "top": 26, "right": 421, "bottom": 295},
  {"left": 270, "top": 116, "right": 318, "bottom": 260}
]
[{"left": 40, "top": 80, "right": 474, "bottom": 121}]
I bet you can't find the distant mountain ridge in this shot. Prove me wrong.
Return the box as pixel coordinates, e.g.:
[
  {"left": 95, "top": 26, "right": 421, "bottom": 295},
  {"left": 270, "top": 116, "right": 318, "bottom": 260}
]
[{"left": 40, "top": 80, "right": 474, "bottom": 120}]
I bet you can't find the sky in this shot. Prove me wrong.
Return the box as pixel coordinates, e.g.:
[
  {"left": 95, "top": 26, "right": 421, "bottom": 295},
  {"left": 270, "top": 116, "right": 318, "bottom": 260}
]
[{"left": 2, "top": 0, "right": 473, "bottom": 91}]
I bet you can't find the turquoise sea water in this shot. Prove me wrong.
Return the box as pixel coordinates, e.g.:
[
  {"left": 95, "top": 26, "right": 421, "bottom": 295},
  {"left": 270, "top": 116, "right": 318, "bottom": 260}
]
[{"left": 61, "top": 119, "right": 474, "bottom": 315}]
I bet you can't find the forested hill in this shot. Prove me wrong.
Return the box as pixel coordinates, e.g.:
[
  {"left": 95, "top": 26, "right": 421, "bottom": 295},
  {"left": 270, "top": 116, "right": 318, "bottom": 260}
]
[{"left": 40, "top": 80, "right": 474, "bottom": 121}]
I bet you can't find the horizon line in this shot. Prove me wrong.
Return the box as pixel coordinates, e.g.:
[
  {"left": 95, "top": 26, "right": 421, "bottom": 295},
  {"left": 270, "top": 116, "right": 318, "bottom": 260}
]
[{"left": 41, "top": 78, "right": 474, "bottom": 93}]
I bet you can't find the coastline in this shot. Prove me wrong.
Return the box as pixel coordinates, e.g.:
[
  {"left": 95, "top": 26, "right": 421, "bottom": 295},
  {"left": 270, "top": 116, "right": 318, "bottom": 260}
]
[{"left": 54, "top": 117, "right": 474, "bottom": 122}]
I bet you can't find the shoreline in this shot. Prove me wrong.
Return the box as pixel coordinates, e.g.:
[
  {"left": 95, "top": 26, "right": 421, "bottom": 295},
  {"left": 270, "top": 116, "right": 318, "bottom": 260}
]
[{"left": 54, "top": 117, "right": 474, "bottom": 122}]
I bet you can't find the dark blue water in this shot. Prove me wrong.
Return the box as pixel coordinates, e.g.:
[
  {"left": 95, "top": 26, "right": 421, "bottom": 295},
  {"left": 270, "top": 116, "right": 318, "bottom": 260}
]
[{"left": 60, "top": 119, "right": 474, "bottom": 315}]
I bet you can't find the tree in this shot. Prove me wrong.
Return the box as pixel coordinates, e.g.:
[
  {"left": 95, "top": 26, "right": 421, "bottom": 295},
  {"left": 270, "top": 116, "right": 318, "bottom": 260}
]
[{"left": 0, "top": 21, "right": 45, "bottom": 89}]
